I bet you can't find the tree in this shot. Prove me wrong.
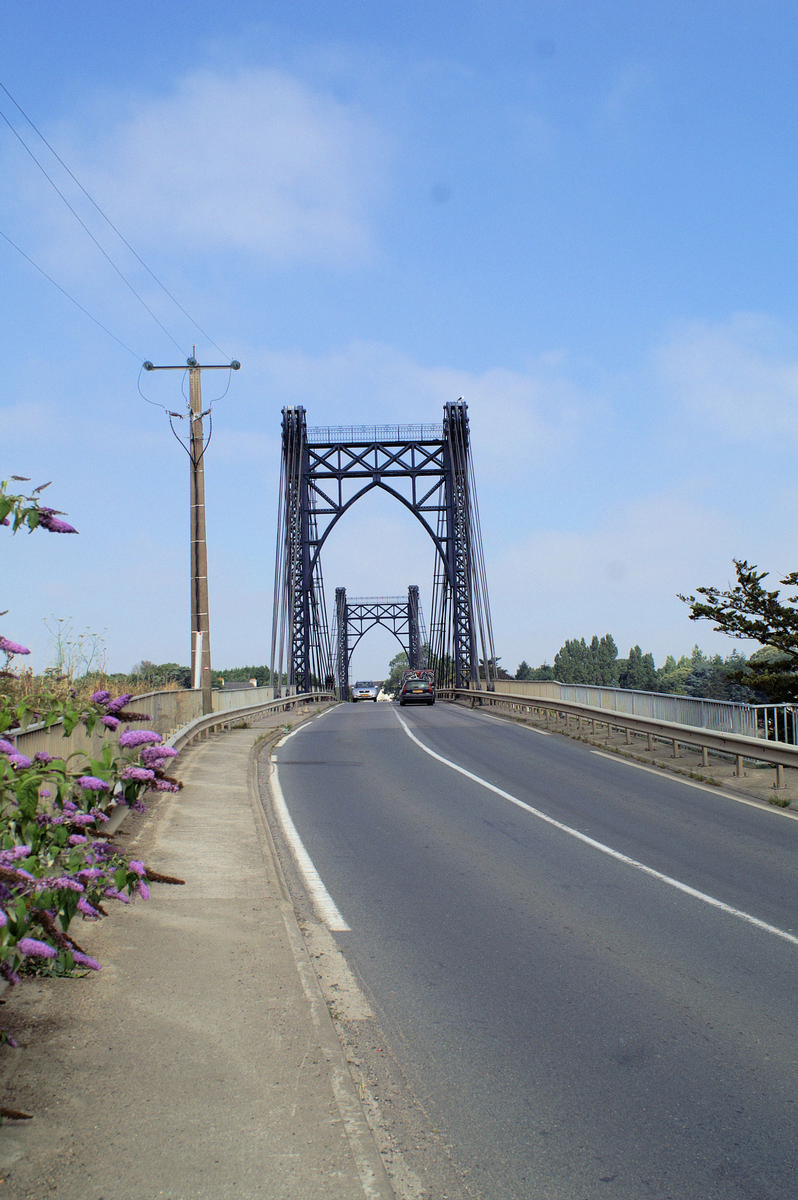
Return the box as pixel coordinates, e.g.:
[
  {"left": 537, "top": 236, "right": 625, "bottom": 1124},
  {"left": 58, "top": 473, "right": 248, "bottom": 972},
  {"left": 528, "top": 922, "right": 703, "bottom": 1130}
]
[
  {"left": 553, "top": 634, "right": 619, "bottom": 686},
  {"left": 619, "top": 645, "right": 657, "bottom": 691},
  {"left": 679, "top": 559, "right": 798, "bottom": 700},
  {"left": 384, "top": 650, "right": 409, "bottom": 695},
  {"left": 480, "top": 656, "right": 512, "bottom": 681}
]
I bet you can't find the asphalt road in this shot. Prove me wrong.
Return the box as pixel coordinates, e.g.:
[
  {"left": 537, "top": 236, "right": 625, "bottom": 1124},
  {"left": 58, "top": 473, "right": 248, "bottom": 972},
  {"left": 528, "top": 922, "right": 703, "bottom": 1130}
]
[{"left": 271, "top": 700, "right": 798, "bottom": 1200}]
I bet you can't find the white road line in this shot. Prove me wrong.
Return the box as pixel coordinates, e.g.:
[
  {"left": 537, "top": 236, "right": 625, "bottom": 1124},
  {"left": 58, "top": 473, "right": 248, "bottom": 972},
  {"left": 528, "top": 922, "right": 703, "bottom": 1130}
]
[
  {"left": 591, "top": 748, "right": 798, "bottom": 819},
  {"left": 477, "top": 710, "right": 551, "bottom": 735},
  {"left": 270, "top": 756, "right": 350, "bottom": 933},
  {"left": 395, "top": 710, "right": 798, "bottom": 949}
]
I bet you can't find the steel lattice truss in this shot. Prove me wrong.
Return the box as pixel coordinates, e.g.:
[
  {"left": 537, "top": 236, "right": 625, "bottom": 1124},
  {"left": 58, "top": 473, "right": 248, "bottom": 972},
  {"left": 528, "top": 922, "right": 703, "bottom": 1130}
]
[
  {"left": 270, "top": 401, "right": 496, "bottom": 695},
  {"left": 334, "top": 587, "right": 424, "bottom": 699}
]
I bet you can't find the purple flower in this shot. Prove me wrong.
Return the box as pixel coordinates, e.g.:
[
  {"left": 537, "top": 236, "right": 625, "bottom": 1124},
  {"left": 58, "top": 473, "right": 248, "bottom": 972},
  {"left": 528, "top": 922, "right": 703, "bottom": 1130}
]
[
  {"left": 77, "top": 897, "right": 99, "bottom": 917},
  {"left": 118, "top": 729, "right": 162, "bottom": 748},
  {"left": 78, "top": 775, "right": 110, "bottom": 791},
  {"left": 91, "top": 690, "right": 111, "bottom": 704},
  {"left": 120, "top": 766, "right": 155, "bottom": 782},
  {"left": 17, "top": 937, "right": 57, "bottom": 959},
  {"left": 1, "top": 963, "right": 21, "bottom": 986},
  {"left": 0, "top": 636, "right": 31, "bottom": 656},
  {"left": 0, "top": 909, "right": 7, "bottom": 927},
  {"left": 137, "top": 880, "right": 150, "bottom": 901},
  {"left": 71, "top": 951, "right": 101, "bottom": 971},
  {"left": 69, "top": 812, "right": 96, "bottom": 827},
  {"left": 48, "top": 877, "right": 84, "bottom": 893},
  {"left": 141, "top": 745, "right": 178, "bottom": 765},
  {"left": 68, "top": 834, "right": 88, "bottom": 846},
  {"left": 34, "top": 751, "right": 53, "bottom": 763},
  {"left": 37, "top": 508, "right": 77, "bottom": 534},
  {"left": 8, "top": 752, "right": 32, "bottom": 769},
  {"left": 0, "top": 738, "right": 16, "bottom": 754},
  {"left": 101, "top": 715, "right": 120, "bottom": 730},
  {"left": 152, "top": 779, "right": 181, "bottom": 792},
  {"left": 106, "top": 694, "right": 133, "bottom": 713},
  {"left": 128, "top": 860, "right": 146, "bottom": 877}
]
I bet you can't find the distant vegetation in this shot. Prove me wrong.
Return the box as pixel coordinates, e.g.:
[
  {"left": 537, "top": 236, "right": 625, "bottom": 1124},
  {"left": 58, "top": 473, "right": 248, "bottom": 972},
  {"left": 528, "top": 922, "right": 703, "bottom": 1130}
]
[{"left": 513, "top": 635, "right": 757, "bottom": 701}]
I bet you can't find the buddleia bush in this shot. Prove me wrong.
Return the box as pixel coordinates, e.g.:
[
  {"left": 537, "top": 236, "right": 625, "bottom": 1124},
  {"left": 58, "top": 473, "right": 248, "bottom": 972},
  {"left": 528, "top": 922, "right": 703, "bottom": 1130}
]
[{"left": 1, "top": 478, "right": 182, "bottom": 1051}]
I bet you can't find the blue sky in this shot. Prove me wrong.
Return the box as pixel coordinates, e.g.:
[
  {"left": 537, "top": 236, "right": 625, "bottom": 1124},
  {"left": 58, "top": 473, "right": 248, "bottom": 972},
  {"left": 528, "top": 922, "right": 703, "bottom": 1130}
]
[{"left": 3, "top": 1, "right": 798, "bottom": 680}]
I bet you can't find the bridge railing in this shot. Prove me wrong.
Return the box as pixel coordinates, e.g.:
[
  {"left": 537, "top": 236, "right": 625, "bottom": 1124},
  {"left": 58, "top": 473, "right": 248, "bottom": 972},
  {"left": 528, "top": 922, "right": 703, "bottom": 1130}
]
[
  {"left": 439, "top": 687, "right": 798, "bottom": 791},
  {"left": 485, "top": 679, "right": 798, "bottom": 745},
  {"left": 4, "top": 686, "right": 333, "bottom": 766}
]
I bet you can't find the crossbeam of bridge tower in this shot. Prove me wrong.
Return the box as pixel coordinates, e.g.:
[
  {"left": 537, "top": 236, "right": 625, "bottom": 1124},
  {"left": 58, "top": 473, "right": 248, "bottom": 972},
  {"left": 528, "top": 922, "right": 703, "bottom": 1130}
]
[{"left": 270, "top": 402, "right": 496, "bottom": 696}]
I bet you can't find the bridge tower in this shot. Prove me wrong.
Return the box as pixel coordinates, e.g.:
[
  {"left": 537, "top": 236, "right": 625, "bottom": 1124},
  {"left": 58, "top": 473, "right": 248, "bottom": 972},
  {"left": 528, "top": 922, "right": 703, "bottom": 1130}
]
[
  {"left": 270, "top": 401, "right": 496, "bottom": 695},
  {"left": 334, "top": 586, "right": 425, "bottom": 700}
]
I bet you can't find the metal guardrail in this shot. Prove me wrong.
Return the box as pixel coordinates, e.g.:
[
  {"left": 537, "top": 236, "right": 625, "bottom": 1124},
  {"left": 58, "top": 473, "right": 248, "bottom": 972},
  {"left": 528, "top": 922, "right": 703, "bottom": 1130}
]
[
  {"left": 166, "top": 692, "right": 336, "bottom": 753},
  {"left": 6, "top": 688, "right": 334, "bottom": 765},
  {"left": 440, "top": 688, "right": 798, "bottom": 791},
  {"left": 490, "top": 679, "right": 789, "bottom": 739}
]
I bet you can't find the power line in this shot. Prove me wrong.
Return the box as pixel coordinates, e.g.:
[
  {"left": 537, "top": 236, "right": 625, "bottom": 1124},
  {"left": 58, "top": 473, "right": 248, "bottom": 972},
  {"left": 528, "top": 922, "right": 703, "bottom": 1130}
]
[
  {"left": 0, "top": 102, "right": 186, "bottom": 356},
  {"left": 0, "top": 79, "right": 232, "bottom": 362},
  {"left": 0, "top": 226, "right": 143, "bottom": 361}
]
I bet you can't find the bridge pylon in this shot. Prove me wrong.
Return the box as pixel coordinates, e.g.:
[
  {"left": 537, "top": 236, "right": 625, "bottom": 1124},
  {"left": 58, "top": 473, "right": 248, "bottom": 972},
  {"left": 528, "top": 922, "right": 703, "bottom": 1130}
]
[
  {"left": 334, "top": 586, "right": 425, "bottom": 700},
  {"left": 270, "top": 402, "right": 496, "bottom": 695}
]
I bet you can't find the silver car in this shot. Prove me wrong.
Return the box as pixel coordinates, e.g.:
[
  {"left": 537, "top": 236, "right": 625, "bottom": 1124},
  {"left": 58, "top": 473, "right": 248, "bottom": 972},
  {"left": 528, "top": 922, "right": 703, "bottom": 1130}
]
[{"left": 352, "top": 680, "right": 379, "bottom": 702}]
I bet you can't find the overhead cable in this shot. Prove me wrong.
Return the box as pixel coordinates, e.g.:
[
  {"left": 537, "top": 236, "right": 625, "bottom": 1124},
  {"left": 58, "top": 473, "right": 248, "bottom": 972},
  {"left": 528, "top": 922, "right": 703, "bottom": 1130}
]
[
  {"left": 0, "top": 80, "right": 232, "bottom": 363},
  {"left": 0, "top": 225, "right": 143, "bottom": 361}
]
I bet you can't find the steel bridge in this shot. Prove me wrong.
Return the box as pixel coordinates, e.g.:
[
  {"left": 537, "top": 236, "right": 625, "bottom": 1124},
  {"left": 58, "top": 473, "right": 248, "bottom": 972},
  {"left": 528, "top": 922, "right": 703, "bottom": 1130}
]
[
  {"left": 269, "top": 400, "right": 496, "bottom": 696},
  {"left": 334, "top": 586, "right": 428, "bottom": 700}
]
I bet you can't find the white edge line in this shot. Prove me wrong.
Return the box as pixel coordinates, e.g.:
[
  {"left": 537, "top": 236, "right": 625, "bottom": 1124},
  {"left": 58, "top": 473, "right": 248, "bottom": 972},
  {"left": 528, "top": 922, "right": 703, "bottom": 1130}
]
[
  {"left": 394, "top": 710, "right": 798, "bottom": 949},
  {"left": 591, "top": 747, "right": 798, "bottom": 819},
  {"left": 478, "top": 710, "right": 551, "bottom": 735},
  {"left": 269, "top": 760, "right": 350, "bottom": 933}
]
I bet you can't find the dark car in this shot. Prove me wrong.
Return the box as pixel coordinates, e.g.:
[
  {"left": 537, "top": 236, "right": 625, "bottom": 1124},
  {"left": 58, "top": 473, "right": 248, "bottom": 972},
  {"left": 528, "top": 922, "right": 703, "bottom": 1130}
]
[{"left": 398, "top": 673, "right": 435, "bottom": 706}]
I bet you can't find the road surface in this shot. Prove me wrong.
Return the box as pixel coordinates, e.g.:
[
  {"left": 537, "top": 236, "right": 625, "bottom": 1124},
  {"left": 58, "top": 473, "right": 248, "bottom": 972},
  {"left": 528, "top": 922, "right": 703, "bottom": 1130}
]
[{"left": 268, "top": 700, "right": 798, "bottom": 1200}]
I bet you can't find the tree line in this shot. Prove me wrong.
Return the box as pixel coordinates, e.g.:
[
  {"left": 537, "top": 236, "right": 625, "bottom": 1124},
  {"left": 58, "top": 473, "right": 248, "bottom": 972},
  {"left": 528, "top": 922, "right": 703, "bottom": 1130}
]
[
  {"left": 507, "top": 558, "right": 798, "bottom": 704},
  {"left": 511, "top": 636, "right": 753, "bottom": 701}
]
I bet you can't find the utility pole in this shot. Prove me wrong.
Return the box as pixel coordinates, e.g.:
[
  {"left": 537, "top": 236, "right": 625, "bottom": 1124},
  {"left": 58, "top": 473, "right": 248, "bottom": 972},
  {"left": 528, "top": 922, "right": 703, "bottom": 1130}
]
[{"left": 143, "top": 352, "right": 240, "bottom": 715}]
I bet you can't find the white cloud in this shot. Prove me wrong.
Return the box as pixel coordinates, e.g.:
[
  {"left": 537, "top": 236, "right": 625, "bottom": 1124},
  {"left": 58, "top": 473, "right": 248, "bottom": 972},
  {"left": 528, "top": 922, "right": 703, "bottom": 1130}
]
[
  {"left": 252, "top": 341, "right": 600, "bottom": 476},
  {"left": 486, "top": 489, "right": 760, "bottom": 670},
  {"left": 655, "top": 313, "right": 798, "bottom": 440},
  {"left": 78, "top": 68, "right": 389, "bottom": 264},
  {"left": 1, "top": 66, "right": 389, "bottom": 275}
]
